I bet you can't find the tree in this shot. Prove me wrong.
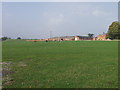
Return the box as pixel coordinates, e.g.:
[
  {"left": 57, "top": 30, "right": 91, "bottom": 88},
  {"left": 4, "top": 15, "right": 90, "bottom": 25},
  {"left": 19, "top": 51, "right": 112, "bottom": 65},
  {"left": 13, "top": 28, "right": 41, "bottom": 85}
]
[
  {"left": 1, "top": 37, "right": 10, "bottom": 41},
  {"left": 17, "top": 37, "right": 21, "bottom": 39},
  {"left": 107, "top": 21, "right": 120, "bottom": 39},
  {"left": 88, "top": 33, "right": 94, "bottom": 38}
]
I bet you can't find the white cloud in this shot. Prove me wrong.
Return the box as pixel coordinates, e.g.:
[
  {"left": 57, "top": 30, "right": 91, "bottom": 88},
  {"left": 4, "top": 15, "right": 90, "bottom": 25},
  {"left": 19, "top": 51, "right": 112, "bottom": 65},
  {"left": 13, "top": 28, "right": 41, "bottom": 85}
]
[
  {"left": 92, "top": 10, "right": 109, "bottom": 16},
  {"left": 68, "top": 4, "right": 111, "bottom": 17},
  {"left": 69, "top": 5, "right": 94, "bottom": 16},
  {"left": 49, "top": 14, "right": 64, "bottom": 25},
  {"left": 43, "top": 12, "right": 64, "bottom": 29}
]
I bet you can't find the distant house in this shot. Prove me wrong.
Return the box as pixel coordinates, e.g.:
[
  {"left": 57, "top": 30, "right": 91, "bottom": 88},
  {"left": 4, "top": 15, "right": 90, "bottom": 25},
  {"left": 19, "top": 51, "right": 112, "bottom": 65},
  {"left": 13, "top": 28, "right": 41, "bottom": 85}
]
[
  {"left": 48, "top": 36, "right": 75, "bottom": 41},
  {"left": 62, "top": 36, "right": 75, "bottom": 41},
  {"left": 75, "top": 36, "right": 93, "bottom": 40},
  {"left": 74, "top": 36, "right": 80, "bottom": 41},
  {"left": 93, "top": 37, "right": 97, "bottom": 40},
  {"left": 48, "top": 36, "right": 94, "bottom": 41},
  {"left": 97, "top": 34, "right": 107, "bottom": 40},
  {"left": 26, "top": 35, "right": 96, "bottom": 42}
]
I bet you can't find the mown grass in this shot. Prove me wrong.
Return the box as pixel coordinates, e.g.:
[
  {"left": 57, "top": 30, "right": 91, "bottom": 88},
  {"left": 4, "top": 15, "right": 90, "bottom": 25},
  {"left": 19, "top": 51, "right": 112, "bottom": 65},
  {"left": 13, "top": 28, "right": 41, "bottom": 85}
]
[{"left": 2, "top": 40, "right": 118, "bottom": 88}]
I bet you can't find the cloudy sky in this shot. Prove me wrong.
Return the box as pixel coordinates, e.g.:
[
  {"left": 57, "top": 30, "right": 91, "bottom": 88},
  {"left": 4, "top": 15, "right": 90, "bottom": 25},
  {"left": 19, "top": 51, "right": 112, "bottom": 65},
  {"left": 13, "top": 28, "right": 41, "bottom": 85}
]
[{"left": 2, "top": 2, "right": 118, "bottom": 39}]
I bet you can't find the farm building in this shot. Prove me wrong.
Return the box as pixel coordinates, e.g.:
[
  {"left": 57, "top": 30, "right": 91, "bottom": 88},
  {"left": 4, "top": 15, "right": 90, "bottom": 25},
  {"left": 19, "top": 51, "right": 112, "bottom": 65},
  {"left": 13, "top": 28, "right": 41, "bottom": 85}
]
[
  {"left": 93, "top": 37, "right": 97, "bottom": 40},
  {"left": 26, "top": 35, "right": 108, "bottom": 42},
  {"left": 97, "top": 34, "right": 107, "bottom": 40},
  {"left": 48, "top": 36, "right": 75, "bottom": 41},
  {"left": 48, "top": 36, "right": 94, "bottom": 41},
  {"left": 75, "top": 36, "right": 93, "bottom": 40}
]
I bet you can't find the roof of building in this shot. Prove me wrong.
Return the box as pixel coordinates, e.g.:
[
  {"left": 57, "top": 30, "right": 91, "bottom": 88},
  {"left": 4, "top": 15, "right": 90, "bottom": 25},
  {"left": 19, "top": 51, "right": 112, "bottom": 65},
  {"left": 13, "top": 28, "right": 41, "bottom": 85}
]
[
  {"left": 76, "top": 36, "right": 93, "bottom": 38},
  {"left": 49, "top": 35, "right": 94, "bottom": 39},
  {"left": 49, "top": 36, "right": 75, "bottom": 39}
]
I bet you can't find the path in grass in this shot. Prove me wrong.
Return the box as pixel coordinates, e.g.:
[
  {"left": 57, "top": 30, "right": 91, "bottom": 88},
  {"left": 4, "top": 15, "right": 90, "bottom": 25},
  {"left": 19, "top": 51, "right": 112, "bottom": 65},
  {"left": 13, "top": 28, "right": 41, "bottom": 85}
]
[{"left": 2, "top": 40, "right": 118, "bottom": 88}]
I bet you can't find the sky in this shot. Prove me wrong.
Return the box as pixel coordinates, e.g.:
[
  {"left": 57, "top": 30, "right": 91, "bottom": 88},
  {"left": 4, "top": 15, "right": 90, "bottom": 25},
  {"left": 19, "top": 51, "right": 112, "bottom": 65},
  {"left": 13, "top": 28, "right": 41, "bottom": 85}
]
[{"left": 2, "top": 2, "right": 118, "bottom": 39}]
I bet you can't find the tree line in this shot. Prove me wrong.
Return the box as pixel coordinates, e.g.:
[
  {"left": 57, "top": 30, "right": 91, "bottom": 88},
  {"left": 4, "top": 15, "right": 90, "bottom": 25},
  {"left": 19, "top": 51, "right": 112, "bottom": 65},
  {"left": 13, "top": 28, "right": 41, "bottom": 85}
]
[{"left": 0, "top": 37, "right": 21, "bottom": 41}]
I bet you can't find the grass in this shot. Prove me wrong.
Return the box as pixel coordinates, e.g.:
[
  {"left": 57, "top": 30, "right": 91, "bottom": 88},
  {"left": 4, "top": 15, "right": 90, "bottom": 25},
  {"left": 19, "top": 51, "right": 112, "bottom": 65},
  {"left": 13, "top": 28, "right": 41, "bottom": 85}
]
[{"left": 2, "top": 40, "right": 118, "bottom": 88}]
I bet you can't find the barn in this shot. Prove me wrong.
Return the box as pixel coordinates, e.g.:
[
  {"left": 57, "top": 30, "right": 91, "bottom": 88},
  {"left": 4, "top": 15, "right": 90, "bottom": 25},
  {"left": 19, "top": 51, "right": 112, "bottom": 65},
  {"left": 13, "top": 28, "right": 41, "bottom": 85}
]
[
  {"left": 75, "top": 36, "right": 93, "bottom": 40},
  {"left": 97, "top": 34, "right": 107, "bottom": 40}
]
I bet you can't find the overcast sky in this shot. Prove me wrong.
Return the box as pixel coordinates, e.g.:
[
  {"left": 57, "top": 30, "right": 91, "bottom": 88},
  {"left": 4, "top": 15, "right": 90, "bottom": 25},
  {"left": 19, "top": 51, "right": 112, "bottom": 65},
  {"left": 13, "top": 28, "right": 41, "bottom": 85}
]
[{"left": 2, "top": 2, "right": 118, "bottom": 39}]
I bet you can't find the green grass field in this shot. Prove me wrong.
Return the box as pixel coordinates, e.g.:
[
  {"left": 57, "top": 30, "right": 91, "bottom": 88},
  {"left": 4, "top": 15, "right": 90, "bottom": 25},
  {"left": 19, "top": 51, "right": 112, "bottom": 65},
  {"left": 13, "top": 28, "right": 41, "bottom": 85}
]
[{"left": 2, "top": 40, "right": 118, "bottom": 88}]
